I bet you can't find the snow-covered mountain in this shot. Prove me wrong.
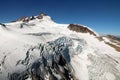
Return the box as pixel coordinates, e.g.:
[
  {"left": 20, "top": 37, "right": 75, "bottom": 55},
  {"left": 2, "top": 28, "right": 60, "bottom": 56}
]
[{"left": 0, "top": 13, "right": 120, "bottom": 80}]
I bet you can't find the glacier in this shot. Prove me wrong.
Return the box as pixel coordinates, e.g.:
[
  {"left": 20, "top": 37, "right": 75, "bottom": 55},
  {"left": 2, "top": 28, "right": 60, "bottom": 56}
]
[{"left": 0, "top": 13, "right": 120, "bottom": 80}]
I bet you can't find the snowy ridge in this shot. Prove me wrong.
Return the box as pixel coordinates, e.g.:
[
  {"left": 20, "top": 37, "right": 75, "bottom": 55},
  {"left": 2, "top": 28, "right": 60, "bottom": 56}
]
[{"left": 0, "top": 14, "right": 120, "bottom": 80}]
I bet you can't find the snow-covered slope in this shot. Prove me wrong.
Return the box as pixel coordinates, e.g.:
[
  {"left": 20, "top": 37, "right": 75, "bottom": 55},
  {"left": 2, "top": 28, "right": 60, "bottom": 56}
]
[{"left": 0, "top": 14, "right": 120, "bottom": 80}]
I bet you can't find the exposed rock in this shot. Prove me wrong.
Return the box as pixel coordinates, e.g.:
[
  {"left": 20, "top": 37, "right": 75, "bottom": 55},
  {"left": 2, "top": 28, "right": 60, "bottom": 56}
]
[
  {"left": 17, "top": 16, "right": 27, "bottom": 21},
  {"left": 105, "top": 35, "right": 120, "bottom": 42},
  {"left": 0, "top": 23, "right": 6, "bottom": 28},
  {"left": 105, "top": 42, "right": 120, "bottom": 52},
  {"left": 96, "top": 36, "right": 104, "bottom": 41},
  {"left": 29, "top": 16, "right": 36, "bottom": 20},
  {"left": 37, "top": 13, "right": 47, "bottom": 19},
  {"left": 103, "top": 35, "right": 120, "bottom": 51},
  {"left": 68, "top": 24, "right": 97, "bottom": 36},
  {"left": 16, "top": 16, "right": 30, "bottom": 22},
  {"left": 15, "top": 13, "right": 47, "bottom": 22}
]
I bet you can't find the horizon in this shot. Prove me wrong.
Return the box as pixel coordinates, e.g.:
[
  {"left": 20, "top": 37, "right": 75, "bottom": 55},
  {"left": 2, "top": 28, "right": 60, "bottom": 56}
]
[{"left": 0, "top": 0, "right": 120, "bottom": 35}]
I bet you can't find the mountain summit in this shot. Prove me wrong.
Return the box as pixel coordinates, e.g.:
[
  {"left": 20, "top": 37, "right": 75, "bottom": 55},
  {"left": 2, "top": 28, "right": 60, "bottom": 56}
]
[
  {"left": 0, "top": 13, "right": 120, "bottom": 80},
  {"left": 16, "top": 13, "right": 48, "bottom": 22}
]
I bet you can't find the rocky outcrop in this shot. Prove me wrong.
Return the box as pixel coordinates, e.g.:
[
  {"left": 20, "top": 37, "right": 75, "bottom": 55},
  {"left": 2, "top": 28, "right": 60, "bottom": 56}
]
[
  {"left": 68, "top": 24, "right": 97, "bottom": 36},
  {"left": 104, "top": 35, "right": 120, "bottom": 52},
  {"left": 105, "top": 42, "right": 120, "bottom": 52},
  {"left": 15, "top": 13, "right": 47, "bottom": 22},
  {"left": 105, "top": 35, "right": 120, "bottom": 41},
  {"left": 17, "top": 16, "right": 28, "bottom": 22},
  {"left": 0, "top": 23, "right": 6, "bottom": 28},
  {"left": 29, "top": 16, "right": 36, "bottom": 20},
  {"left": 104, "top": 35, "right": 120, "bottom": 46},
  {"left": 37, "top": 13, "right": 47, "bottom": 19}
]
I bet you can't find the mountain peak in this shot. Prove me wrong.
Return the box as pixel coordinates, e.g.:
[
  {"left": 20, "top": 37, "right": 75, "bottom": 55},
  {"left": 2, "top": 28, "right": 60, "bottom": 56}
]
[
  {"left": 15, "top": 12, "right": 49, "bottom": 22},
  {"left": 37, "top": 12, "right": 47, "bottom": 19},
  {"left": 1, "top": 12, "right": 120, "bottom": 80},
  {"left": 16, "top": 16, "right": 29, "bottom": 22}
]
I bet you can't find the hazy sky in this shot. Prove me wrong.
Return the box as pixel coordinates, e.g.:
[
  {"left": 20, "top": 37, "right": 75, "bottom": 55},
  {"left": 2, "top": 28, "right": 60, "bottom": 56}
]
[{"left": 0, "top": 0, "right": 120, "bottom": 35}]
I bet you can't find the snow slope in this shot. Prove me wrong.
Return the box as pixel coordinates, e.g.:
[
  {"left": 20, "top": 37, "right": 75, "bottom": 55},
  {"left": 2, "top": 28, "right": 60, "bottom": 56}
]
[{"left": 0, "top": 14, "right": 120, "bottom": 80}]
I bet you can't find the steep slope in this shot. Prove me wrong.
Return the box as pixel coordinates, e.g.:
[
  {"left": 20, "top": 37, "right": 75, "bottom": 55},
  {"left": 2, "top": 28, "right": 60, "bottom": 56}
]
[{"left": 0, "top": 13, "right": 120, "bottom": 80}]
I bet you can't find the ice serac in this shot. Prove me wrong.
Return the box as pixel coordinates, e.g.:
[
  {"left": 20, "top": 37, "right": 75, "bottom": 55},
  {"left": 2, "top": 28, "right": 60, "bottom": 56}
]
[
  {"left": 0, "top": 13, "right": 120, "bottom": 80},
  {"left": 10, "top": 37, "right": 77, "bottom": 80}
]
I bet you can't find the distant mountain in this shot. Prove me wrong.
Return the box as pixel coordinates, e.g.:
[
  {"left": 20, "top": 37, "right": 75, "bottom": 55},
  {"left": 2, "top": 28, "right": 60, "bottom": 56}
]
[
  {"left": 0, "top": 13, "right": 120, "bottom": 80},
  {"left": 104, "top": 35, "right": 120, "bottom": 41},
  {"left": 102, "top": 35, "right": 120, "bottom": 52}
]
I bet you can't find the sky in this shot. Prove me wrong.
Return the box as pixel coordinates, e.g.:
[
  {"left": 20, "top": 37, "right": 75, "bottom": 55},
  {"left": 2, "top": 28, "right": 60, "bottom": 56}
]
[{"left": 0, "top": 0, "right": 120, "bottom": 35}]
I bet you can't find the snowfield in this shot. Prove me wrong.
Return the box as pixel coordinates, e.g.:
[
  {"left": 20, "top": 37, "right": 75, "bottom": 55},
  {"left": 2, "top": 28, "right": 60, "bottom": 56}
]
[{"left": 0, "top": 14, "right": 120, "bottom": 80}]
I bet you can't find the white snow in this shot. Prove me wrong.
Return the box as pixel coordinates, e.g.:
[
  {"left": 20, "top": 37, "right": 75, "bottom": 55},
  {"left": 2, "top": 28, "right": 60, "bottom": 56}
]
[
  {"left": 0, "top": 15, "right": 120, "bottom": 80},
  {"left": 105, "top": 72, "right": 115, "bottom": 80}
]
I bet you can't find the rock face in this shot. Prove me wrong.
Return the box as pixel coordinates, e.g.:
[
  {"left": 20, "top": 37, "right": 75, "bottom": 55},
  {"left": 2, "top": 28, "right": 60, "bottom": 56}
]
[
  {"left": 9, "top": 37, "right": 77, "bottom": 80},
  {"left": 16, "top": 13, "right": 47, "bottom": 22},
  {"left": 68, "top": 24, "right": 97, "bottom": 36},
  {"left": 17, "top": 16, "right": 28, "bottom": 22},
  {"left": 105, "top": 35, "right": 120, "bottom": 42},
  {"left": 29, "top": 16, "right": 36, "bottom": 20},
  {"left": 103, "top": 35, "right": 120, "bottom": 52},
  {"left": 0, "top": 23, "right": 6, "bottom": 28},
  {"left": 37, "top": 13, "right": 47, "bottom": 19}
]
